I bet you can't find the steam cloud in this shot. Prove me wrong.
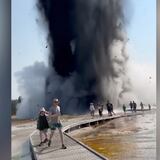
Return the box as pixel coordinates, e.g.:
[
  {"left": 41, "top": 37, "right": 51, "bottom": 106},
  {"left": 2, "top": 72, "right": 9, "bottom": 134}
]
[
  {"left": 36, "top": 0, "right": 131, "bottom": 113},
  {"left": 15, "top": 0, "right": 156, "bottom": 118},
  {"left": 16, "top": 62, "right": 48, "bottom": 118}
]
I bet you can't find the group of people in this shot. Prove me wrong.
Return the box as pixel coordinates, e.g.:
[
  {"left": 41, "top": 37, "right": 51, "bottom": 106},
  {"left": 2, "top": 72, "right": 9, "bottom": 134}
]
[
  {"left": 37, "top": 98, "right": 152, "bottom": 148},
  {"left": 122, "top": 101, "right": 152, "bottom": 113},
  {"left": 90, "top": 100, "right": 152, "bottom": 117},
  {"left": 106, "top": 100, "right": 116, "bottom": 116},
  {"left": 36, "top": 98, "right": 67, "bottom": 149},
  {"left": 129, "top": 101, "right": 137, "bottom": 112},
  {"left": 89, "top": 100, "right": 116, "bottom": 117}
]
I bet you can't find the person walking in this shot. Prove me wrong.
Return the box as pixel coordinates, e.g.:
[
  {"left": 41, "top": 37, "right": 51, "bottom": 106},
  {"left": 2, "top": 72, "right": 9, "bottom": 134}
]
[
  {"left": 133, "top": 101, "right": 137, "bottom": 112},
  {"left": 129, "top": 101, "right": 133, "bottom": 112},
  {"left": 148, "top": 104, "right": 151, "bottom": 110},
  {"left": 110, "top": 103, "right": 116, "bottom": 115},
  {"left": 122, "top": 104, "right": 126, "bottom": 113},
  {"left": 37, "top": 107, "right": 49, "bottom": 146},
  {"left": 90, "top": 102, "right": 95, "bottom": 118},
  {"left": 106, "top": 100, "right": 112, "bottom": 116},
  {"left": 98, "top": 103, "right": 103, "bottom": 117},
  {"left": 140, "top": 102, "right": 144, "bottom": 110},
  {"left": 48, "top": 98, "right": 67, "bottom": 149}
]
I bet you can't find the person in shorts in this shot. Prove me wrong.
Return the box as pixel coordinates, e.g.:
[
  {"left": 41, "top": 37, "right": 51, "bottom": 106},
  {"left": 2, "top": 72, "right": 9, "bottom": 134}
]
[
  {"left": 37, "top": 107, "right": 49, "bottom": 146},
  {"left": 48, "top": 98, "right": 67, "bottom": 149}
]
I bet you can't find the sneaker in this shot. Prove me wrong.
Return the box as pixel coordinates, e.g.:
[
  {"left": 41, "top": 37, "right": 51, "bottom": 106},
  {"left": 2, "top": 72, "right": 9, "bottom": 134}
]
[
  {"left": 43, "top": 138, "right": 48, "bottom": 143},
  {"left": 48, "top": 140, "right": 51, "bottom": 147},
  {"left": 61, "top": 144, "right": 67, "bottom": 149}
]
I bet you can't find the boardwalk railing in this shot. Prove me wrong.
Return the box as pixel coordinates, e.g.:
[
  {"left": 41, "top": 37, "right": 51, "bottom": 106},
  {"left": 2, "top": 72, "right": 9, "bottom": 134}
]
[{"left": 30, "top": 110, "right": 151, "bottom": 160}]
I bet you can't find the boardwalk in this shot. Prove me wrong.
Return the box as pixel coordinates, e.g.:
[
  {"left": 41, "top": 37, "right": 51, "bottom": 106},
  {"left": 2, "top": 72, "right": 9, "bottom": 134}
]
[
  {"left": 30, "top": 130, "right": 108, "bottom": 160},
  {"left": 30, "top": 114, "right": 111, "bottom": 160},
  {"left": 30, "top": 110, "right": 151, "bottom": 160}
]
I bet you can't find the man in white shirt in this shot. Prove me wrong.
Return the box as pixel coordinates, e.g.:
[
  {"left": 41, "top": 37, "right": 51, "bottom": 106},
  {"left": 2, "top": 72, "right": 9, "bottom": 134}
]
[
  {"left": 48, "top": 98, "right": 67, "bottom": 149},
  {"left": 90, "top": 102, "right": 95, "bottom": 118}
]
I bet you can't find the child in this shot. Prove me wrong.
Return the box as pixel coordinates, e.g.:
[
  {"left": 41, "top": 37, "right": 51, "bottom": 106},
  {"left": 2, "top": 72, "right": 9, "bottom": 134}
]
[{"left": 37, "top": 107, "right": 49, "bottom": 146}]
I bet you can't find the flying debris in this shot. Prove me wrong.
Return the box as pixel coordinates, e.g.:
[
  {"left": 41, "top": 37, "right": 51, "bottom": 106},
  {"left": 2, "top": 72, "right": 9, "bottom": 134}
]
[{"left": 37, "top": 0, "right": 131, "bottom": 114}]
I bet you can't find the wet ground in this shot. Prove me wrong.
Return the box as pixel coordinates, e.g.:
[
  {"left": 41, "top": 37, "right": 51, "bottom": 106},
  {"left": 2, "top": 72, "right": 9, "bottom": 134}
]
[{"left": 72, "top": 110, "right": 156, "bottom": 160}]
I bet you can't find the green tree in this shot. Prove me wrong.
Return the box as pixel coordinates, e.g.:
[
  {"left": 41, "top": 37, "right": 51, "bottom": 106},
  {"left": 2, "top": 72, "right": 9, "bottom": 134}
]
[{"left": 11, "top": 96, "right": 22, "bottom": 115}]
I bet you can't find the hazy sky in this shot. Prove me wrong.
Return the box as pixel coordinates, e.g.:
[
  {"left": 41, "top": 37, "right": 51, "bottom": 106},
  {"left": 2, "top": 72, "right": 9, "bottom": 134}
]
[{"left": 12, "top": 0, "right": 156, "bottom": 99}]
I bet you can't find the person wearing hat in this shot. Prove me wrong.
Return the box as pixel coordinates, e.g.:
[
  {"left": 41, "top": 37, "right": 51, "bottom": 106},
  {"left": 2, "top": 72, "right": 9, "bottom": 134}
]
[
  {"left": 48, "top": 98, "right": 67, "bottom": 149},
  {"left": 37, "top": 107, "right": 49, "bottom": 146}
]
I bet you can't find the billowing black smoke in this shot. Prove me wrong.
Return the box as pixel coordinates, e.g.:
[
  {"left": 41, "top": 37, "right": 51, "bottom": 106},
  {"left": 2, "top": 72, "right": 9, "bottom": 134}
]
[
  {"left": 37, "top": 0, "right": 130, "bottom": 114},
  {"left": 38, "top": 0, "right": 76, "bottom": 77}
]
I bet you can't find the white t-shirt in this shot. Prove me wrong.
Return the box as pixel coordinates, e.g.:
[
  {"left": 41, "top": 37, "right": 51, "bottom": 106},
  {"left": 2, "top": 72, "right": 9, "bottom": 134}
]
[
  {"left": 49, "top": 106, "right": 61, "bottom": 123},
  {"left": 90, "top": 105, "right": 95, "bottom": 111}
]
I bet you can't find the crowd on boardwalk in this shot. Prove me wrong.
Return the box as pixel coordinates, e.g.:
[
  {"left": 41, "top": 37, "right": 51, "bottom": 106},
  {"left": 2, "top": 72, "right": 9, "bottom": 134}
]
[
  {"left": 89, "top": 100, "right": 152, "bottom": 118},
  {"left": 36, "top": 98, "right": 152, "bottom": 149}
]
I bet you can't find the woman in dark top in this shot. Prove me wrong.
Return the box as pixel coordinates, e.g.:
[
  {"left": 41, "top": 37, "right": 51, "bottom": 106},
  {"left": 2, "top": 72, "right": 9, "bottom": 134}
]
[{"left": 37, "top": 107, "right": 49, "bottom": 146}]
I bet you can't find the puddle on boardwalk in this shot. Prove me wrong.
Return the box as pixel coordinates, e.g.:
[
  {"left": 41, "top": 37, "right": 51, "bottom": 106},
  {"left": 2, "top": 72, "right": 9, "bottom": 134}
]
[{"left": 71, "top": 110, "right": 156, "bottom": 160}]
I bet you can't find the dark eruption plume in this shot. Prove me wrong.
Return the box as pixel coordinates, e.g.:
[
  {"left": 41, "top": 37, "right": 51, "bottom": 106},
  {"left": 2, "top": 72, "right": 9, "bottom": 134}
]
[
  {"left": 37, "top": 0, "right": 130, "bottom": 114},
  {"left": 38, "top": 0, "right": 76, "bottom": 77}
]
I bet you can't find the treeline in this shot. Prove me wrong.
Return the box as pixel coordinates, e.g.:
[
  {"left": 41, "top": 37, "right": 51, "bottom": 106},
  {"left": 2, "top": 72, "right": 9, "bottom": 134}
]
[{"left": 11, "top": 96, "right": 22, "bottom": 115}]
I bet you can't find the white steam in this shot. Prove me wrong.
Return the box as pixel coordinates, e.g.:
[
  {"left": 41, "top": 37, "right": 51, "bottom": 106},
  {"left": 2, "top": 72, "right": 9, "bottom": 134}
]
[
  {"left": 15, "top": 47, "right": 156, "bottom": 118},
  {"left": 128, "top": 60, "right": 156, "bottom": 105},
  {"left": 15, "top": 61, "right": 48, "bottom": 118}
]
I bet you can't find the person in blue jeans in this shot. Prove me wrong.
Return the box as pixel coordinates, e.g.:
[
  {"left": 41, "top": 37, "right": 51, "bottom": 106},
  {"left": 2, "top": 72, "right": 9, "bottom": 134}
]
[{"left": 48, "top": 98, "right": 67, "bottom": 149}]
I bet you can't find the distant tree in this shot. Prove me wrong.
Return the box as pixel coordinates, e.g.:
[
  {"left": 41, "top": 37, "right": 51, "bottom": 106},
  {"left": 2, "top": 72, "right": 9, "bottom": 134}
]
[
  {"left": 11, "top": 96, "right": 22, "bottom": 115},
  {"left": 17, "top": 96, "right": 22, "bottom": 103},
  {"left": 11, "top": 100, "right": 17, "bottom": 115}
]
